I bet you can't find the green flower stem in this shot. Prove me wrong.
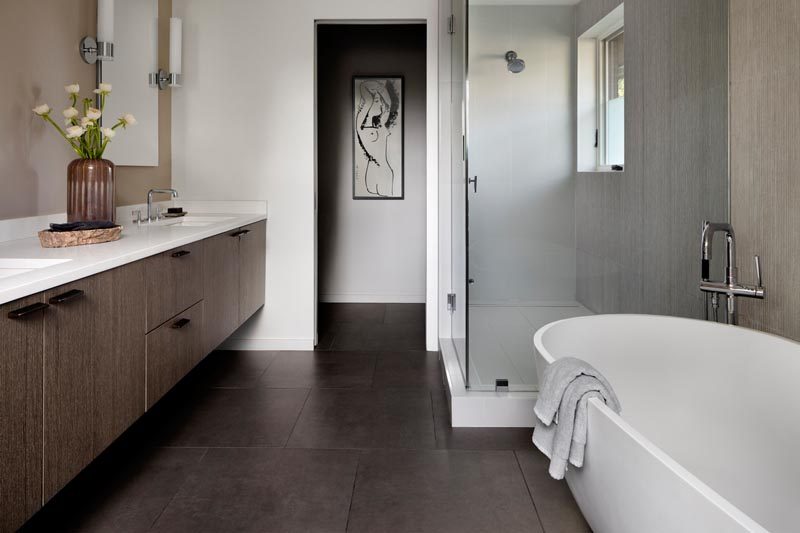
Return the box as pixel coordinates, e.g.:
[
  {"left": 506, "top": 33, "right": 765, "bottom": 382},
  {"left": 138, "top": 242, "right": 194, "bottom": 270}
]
[{"left": 42, "top": 114, "right": 85, "bottom": 157}]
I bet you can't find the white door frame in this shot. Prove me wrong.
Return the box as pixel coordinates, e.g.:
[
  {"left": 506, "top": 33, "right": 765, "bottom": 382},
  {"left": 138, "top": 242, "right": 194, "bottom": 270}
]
[{"left": 313, "top": 17, "right": 440, "bottom": 351}]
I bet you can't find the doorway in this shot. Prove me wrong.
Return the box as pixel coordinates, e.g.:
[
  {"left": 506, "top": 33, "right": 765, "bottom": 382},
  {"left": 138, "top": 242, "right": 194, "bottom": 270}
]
[{"left": 315, "top": 23, "right": 428, "bottom": 349}]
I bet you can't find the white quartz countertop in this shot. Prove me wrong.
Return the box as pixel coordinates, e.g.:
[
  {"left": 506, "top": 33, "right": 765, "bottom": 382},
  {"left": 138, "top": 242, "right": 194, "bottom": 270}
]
[{"left": 0, "top": 212, "right": 266, "bottom": 306}]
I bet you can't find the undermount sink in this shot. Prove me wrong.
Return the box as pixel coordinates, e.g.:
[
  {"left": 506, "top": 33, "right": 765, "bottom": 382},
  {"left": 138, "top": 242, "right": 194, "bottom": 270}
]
[
  {"left": 161, "top": 216, "right": 235, "bottom": 228},
  {"left": 0, "top": 258, "right": 72, "bottom": 280}
]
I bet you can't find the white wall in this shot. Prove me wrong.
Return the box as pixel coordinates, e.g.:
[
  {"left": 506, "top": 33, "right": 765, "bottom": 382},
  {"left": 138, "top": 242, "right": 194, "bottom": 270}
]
[
  {"left": 317, "top": 25, "right": 427, "bottom": 304},
  {"left": 467, "top": 5, "right": 576, "bottom": 305},
  {"left": 171, "top": 0, "right": 439, "bottom": 350}
]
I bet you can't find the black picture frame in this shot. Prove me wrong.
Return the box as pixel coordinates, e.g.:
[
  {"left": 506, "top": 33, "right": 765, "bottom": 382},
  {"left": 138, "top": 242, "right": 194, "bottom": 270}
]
[{"left": 352, "top": 75, "right": 405, "bottom": 200}]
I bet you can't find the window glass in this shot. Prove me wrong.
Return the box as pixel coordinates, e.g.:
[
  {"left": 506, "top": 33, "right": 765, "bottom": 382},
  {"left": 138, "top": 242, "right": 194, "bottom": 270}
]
[{"left": 605, "top": 30, "right": 624, "bottom": 166}]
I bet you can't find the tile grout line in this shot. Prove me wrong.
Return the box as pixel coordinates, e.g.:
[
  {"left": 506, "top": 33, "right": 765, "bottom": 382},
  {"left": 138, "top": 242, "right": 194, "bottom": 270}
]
[
  {"left": 147, "top": 447, "right": 211, "bottom": 531},
  {"left": 513, "top": 450, "right": 547, "bottom": 533},
  {"left": 344, "top": 450, "right": 363, "bottom": 533},
  {"left": 282, "top": 388, "right": 313, "bottom": 448},
  {"left": 249, "top": 351, "right": 280, "bottom": 385}
]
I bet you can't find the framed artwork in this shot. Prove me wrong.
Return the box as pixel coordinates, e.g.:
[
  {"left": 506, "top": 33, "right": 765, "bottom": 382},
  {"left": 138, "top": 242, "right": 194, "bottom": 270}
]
[{"left": 352, "top": 76, "right": 404, "bottom": 199}]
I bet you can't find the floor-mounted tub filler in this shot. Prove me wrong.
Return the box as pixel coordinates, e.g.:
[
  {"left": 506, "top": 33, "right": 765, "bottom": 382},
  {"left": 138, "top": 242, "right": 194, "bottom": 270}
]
[{"left": 534, "top": 314, "right": 797, "bottom": 533}]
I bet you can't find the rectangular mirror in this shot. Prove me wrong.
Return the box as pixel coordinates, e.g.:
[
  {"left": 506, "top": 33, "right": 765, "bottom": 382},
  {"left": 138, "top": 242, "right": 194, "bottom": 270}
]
[{"left": 102, "top": 0, "right": 159, "bottom": 166}]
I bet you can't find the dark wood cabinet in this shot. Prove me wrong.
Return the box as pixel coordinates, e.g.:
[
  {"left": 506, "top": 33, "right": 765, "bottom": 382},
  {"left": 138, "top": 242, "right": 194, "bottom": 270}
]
[
  {"left": 0, "top": 295, "right": 46, "bottom": 532},
  {"left": 95, "top": 262, "right": 147, "bottom": 450},
  {"left": 203, "top": 230, "right": 241, "bottom": 354},
  {"left": 146, "top": 301, "right": 204, "bottom": 409},
  {"left": 42, "top": 262, "right": 146, "bottom": 501},
  {"left": 4, "top": 218, "right": 265, "bottom": 528},
  {"left": 238, "top": 221, "right": 267, "bottom": 324},
  {"left": 145, "top": 240, "right": 203, "bottom": 332},
  {"left": 203, "top": 220, "right": 266, "bottom": 353}
]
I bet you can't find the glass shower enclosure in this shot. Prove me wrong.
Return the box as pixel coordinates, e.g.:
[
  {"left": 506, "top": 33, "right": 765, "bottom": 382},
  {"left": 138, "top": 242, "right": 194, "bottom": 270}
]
[{"left": 450, "top": 0, "right": 588, "bottom": 392}]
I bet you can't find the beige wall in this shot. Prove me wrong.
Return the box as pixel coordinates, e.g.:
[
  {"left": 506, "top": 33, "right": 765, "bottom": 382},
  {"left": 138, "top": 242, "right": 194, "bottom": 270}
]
[
  {"left": 0, "top": 0, "right": 171, "bottom": 221},
  {"left": 574, "top": 0, "right": 729, "bottom": 317},
  {"left": 0, "top": 0, "right": 96, "bottom": 220},
  {"left": 731, "top": 1, "right": 800, "bottom": 341}
]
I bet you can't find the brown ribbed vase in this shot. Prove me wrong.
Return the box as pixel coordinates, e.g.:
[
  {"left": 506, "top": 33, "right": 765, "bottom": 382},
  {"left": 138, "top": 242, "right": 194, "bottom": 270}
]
[{"left": 67, "top": 159, "right": 115, "bottom": 223}]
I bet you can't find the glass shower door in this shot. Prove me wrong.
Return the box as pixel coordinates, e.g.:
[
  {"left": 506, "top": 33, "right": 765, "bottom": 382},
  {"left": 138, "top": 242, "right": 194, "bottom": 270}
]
[
  {"left": 450, "top": 0, "right": 469, "bottom": 385},
  {"left": 463, "top": 1, "right": 586, "bottom": 391}
]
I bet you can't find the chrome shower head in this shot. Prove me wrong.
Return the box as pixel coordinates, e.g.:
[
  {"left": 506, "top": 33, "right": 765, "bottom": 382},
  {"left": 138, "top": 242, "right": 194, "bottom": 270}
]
[{"left": 505, "top": 51, "right": 525, "bottom": 74}]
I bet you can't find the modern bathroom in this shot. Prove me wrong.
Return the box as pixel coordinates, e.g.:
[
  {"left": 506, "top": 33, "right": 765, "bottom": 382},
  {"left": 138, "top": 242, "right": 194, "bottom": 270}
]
[{"left": 0, "top": 0, "right": 796, "bottom": 532}]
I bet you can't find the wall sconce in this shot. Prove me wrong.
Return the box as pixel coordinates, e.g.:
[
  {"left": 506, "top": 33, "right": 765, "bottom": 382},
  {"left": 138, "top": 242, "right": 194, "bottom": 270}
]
[
  {"left": 79, "top": 0, "right": 114, "bottom": 64},
  {"left": 150, "top": 17, "right": 182, "bottom": 90}
]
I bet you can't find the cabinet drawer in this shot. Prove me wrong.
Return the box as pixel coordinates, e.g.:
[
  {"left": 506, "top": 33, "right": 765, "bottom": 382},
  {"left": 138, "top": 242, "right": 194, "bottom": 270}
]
[
  {"left": 146, "top": 240, "right": 203, "bottom": 332},
  {"left": 146, "top": 301, "right": 204, "bottom": 409}
]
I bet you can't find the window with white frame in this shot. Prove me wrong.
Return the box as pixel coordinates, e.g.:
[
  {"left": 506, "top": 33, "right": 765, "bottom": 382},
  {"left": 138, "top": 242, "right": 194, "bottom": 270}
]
[
  {"left": 599, "top": 27, "right": 624, "bottom": 168},
  {"left": 576, "top": 4, "right": 624, "bottom": 172}
]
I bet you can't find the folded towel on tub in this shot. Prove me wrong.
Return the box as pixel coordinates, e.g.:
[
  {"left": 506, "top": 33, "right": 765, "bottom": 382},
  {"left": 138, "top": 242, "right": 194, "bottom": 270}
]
[{"left": 533, "top": 357, "right": 621, "bottom": 480}]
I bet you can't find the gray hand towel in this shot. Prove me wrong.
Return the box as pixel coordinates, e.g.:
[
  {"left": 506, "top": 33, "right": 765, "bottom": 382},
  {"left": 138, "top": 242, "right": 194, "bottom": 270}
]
[
  {"left": 534, "top": 356, "right": 619, "bottom": 426},
  {"left": 532, "top": 357, "right": 621, "bottom": 480}
]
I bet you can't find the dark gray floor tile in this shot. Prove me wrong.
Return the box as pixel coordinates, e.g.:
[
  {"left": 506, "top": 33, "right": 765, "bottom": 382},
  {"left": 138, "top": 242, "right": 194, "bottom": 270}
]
[
  {"left": 515, "top": 450, "right": 591, "bottom": 533},
  {"left": 23, "top": 447, "right": 206, "bottom": 533},
  {"left": 383, "top": 303, "right": 425, "bottom": 325},
  {"left": 316, "top": 326, "right": 338, "bottom": 350},
  {"left": 155, "top": 388, "right": 310, "bottom": 447},
  {"left": 190, "top": 350, "right": 276, "bottom": 388},
  {"left": 319, "top": 302, "right": 386, "bottom": 324},
  {"left": 431, "top": 389, "right": 535, "bottom": 450},
  {"left": 152, "top": 448, "right": 359, "bottom": 533},
  {"left": 331, "top": 323, "right": 426, "bottom": 351},
  {"left": 372, "top": 351, "right": 443, "bottom": 390},
  {"left": 347, "top": 449, "right": 543, "bottom": 533},
  {"left": 287, "top": 389, "right": 436, "bottom": 450},
  {"left": 258, "top": 351, "right": 376, "bottom": 389}
]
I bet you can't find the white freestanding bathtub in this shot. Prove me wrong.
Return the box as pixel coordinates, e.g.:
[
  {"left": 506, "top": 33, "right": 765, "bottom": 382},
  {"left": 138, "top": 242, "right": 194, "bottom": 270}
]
[{"left": 533, "top": 314, "right": 800, "bottom": 533}]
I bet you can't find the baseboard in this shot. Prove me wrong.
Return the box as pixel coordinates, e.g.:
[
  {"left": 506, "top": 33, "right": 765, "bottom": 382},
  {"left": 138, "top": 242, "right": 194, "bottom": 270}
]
[
  {"left": 220, "top": 337, "right": 315, "bottom": 351},
  {"left": 320, "top": 293, "right": 425, "bottom": 303}
]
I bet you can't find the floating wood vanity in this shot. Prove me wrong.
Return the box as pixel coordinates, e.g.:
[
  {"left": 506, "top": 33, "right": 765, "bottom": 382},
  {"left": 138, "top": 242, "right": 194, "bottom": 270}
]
[{"left": 0, "top": 218, "right": 266, "bottom": 532}]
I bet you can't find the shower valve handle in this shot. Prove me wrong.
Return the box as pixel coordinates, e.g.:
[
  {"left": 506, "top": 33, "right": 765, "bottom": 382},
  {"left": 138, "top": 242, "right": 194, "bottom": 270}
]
[{"left": 468, "top": 176, "right": 478, "bottom": 193}]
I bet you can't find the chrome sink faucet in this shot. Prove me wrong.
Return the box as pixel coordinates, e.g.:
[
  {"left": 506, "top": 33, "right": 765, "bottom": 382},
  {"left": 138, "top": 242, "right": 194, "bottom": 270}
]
[
  {"left": 147, "top": 188, "right": 178, "bottom": 222},
  {"left": 699, "top": 221, "right": 765, "bottom": 325}
]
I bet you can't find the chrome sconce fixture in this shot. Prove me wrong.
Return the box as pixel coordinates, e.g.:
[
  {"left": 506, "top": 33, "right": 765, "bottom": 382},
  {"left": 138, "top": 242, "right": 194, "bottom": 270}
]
[
  {"left": 505, "top": 51, "right": 526, "bottom": 74},
  {"left": 80, "top": 0, "right": 115, "bottom": 64},
  {"left": 150, "top": 17, "right": 182, "bottom": 90}
]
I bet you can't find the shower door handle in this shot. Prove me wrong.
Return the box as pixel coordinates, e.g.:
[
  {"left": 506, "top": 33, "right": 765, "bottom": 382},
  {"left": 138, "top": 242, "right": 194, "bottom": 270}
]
[{"left": 468, "top": 176, "right": 478, "bottom": 193}]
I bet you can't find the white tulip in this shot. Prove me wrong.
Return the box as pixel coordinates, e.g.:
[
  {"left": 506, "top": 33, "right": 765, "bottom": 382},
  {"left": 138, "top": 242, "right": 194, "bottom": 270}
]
[
  {"left": 32, "top": 104, "right": 50, "bottom": 116},
  {"left": 93, "top": 83, "right": 112, "bottom": 94},
  {"left": 62, "top": 107, "right": 79, "bottom": 119},
  {"left": 64, "top": 84, "right": 80, "bottom": 95},
  {"left": 120, "top": 113, "right": 137, "bottom": 126},
  {"left": 86, "top": 108, "right": 102, "bottom": 120},
  {"left": 101, "top": 127, "right": 116, "bottom": 139},
  {"left": 80, "top": 116, "right": 94, "bottom": 128},
  {"left": 65, "top": 126, "right": 86, "bottom": 139}
]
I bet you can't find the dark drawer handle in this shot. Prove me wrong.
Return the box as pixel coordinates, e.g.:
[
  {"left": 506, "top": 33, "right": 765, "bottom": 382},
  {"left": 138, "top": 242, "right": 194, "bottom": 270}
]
[
  {"left": 231, "top": 229, "right": 250, "bottom": 238},
  {"left": 49, "top": 289, "right": 85, "bottom": 305},
  {"left": 8, "top": 302, "right": 50, "bottom": 319},
  {"left": 171, "top": 318, "right": 191, "bottom": 329},
  {"left": 171, "top": 250, "right": 191, "bottom": 258}
]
